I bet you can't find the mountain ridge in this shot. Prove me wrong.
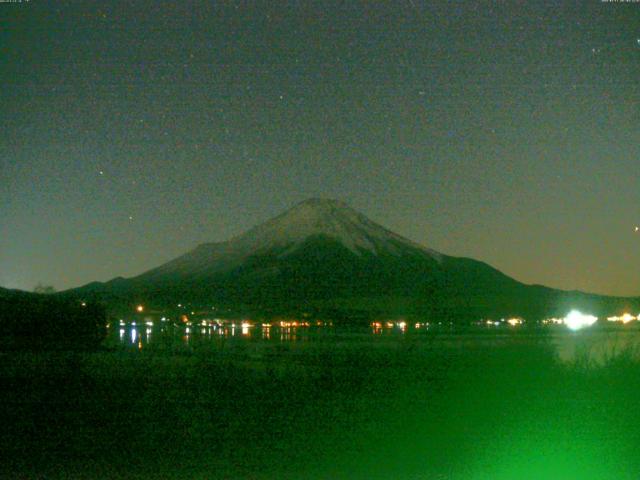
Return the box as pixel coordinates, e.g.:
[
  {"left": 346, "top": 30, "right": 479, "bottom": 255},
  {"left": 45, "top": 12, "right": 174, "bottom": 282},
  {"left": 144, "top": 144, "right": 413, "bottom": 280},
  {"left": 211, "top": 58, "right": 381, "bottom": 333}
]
[{"left": 62, "top": 198, "right": 640, "bottom": 321}]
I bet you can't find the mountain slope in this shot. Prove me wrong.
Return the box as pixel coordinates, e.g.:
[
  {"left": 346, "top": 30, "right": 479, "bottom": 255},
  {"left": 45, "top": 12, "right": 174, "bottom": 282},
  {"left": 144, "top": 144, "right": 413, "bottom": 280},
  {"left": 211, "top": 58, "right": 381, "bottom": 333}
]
[
  {"left": 133, "top": 198, "right": 441, "bottom": 283},
  {"left": 64, "top": 198, "right": 640, "bottom": 321}
]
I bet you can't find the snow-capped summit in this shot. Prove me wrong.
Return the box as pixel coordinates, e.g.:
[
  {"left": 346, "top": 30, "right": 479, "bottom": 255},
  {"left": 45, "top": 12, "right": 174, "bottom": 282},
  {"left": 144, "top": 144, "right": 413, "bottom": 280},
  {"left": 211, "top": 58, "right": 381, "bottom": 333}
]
[
  {"left": 133, "top": 198, "right": 441, "bottom": 282},
  {"left": 231, "top": 198, "right": 441, "bottom": 258}
]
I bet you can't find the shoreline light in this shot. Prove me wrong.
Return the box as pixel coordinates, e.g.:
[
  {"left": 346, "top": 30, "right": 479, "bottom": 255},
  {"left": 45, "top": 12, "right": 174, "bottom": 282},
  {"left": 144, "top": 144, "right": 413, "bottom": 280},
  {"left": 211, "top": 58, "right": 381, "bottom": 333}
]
[
  {"left": 564, "top": 310, "right": 597, "bottom": 331},
  {"left": 542, "top": 317, "right": 563, "bottom": 325},
  {"left": 607, "top": 313, "right": 637, "bottom": 324}
]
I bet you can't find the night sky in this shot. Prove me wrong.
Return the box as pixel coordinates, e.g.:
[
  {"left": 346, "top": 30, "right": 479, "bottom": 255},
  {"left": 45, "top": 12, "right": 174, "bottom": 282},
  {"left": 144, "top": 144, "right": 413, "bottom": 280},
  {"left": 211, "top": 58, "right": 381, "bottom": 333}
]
[{"left": 1, "top": 1, "right": 639, "bottom": 296}]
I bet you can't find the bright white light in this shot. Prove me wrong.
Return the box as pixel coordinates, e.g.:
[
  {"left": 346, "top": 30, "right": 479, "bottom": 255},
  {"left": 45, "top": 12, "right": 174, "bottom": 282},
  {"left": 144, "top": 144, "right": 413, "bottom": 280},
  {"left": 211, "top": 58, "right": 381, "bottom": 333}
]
[
  {"left": 131, "top": 328, "right": 137, "bottom": 343},
  {"left": 564, "top": 310, "right": 597, "bottom": 331}
]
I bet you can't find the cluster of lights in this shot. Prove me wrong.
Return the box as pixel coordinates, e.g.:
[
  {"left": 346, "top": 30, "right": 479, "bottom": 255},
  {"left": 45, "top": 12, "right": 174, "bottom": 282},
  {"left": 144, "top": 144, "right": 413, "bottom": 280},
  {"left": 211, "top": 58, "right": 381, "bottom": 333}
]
[
  {"left": 371, "top": 320, "right": 427, "bottom": 330},
  {"left": 547, "top": 310, "right": 640, "bottom": 330},
  {"left": 541, "top": 317, "right": 563, "bottom": 325},
  {"left": 169, "top": 319, "right": 327, "bottom": 329},
  {"left": 479, "top": 318, "right": 524, "bottom": 327},
  {"left": 489, "top": 311, "right": 603, "bottom": 330},
  {"left": 277, "top": 320, "right": 311, "bottom": 328},
  {"left": 123, "top": 302, "right": 623, "bottom": 335},
  {"left": 607, "top": 313, "right": 639, "bottom": 324},
  {"left": 489, "top": 318, "right": 523, "bottom": 326}
]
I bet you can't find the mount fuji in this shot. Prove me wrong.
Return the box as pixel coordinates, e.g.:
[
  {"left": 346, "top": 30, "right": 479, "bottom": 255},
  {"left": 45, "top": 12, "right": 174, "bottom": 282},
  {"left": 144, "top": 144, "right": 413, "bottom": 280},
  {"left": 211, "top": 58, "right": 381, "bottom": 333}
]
[{"left": 66, "top": 198, "right": 638, "bottom": 321}]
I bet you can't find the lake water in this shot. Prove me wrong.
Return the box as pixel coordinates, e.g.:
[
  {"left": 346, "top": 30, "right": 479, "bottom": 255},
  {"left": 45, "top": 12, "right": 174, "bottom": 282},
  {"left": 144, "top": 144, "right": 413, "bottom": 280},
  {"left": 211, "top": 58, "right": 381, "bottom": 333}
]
[
  {"left": 3, "top": 322, "right": 640, "bottom": 479},
  {"left": 108, "top": 321, "right": 640, "bottom": 366}
]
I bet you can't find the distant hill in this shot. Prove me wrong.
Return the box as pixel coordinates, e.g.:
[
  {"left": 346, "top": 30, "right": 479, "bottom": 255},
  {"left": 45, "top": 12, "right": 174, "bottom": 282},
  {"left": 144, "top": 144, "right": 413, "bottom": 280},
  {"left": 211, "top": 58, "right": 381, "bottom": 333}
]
[
  {"left": 0, "top": 288, "right": 107, "bottom": 349},
  {"left": 63, "top": 198, "right": 640, "bottom": 322}
]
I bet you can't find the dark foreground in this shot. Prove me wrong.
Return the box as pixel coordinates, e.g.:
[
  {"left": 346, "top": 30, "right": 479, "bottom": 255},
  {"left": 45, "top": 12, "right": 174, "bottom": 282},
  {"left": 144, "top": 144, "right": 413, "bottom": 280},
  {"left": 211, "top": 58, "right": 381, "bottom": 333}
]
[{"left": 2, "top": 329, "right": 640, "bottom": 479}]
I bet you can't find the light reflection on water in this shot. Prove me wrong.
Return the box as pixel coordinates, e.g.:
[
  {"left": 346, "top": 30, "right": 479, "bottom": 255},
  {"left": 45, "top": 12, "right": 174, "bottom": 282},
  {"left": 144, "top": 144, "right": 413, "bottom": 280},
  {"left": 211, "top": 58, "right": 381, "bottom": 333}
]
[{"left": 108, "top": 323, "right": 640, "bottom": 365}]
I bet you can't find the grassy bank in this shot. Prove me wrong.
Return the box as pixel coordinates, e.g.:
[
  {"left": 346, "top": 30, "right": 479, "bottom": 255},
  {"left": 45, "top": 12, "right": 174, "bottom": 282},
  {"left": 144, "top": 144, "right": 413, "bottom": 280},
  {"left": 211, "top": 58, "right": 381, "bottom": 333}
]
[{"left": 1, "top": 335, "right": 640, "bottom": 479}]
